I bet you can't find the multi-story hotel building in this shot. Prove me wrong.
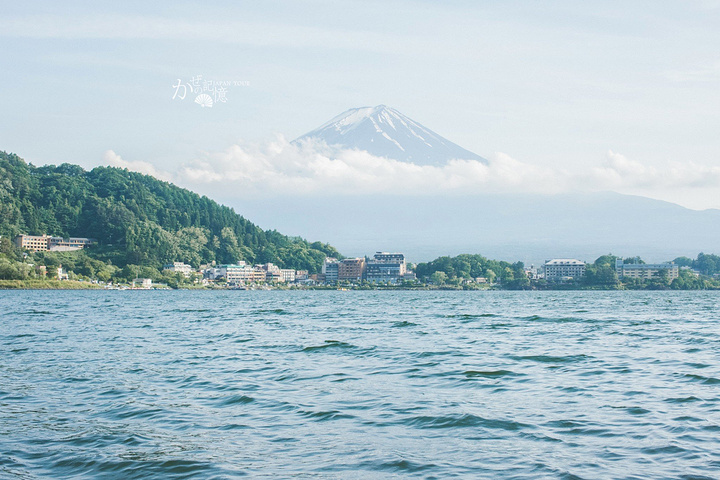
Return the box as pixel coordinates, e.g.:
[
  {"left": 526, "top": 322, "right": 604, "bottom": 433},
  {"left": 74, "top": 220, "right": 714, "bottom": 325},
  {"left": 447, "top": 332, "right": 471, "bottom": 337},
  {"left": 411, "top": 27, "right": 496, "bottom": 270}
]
[
  {"left": 366, "top": 252, "right": 407, "bottom": 283},
  {"left": 257, "top": 263, "right": 283, "bottom": 282},
  {"left": 338, "top": 258, "right": 366, "bottom": 282},
  {"left": 211, "top": 263, "right": 266, "bottom": 284},
  {"left": 280, "top": 269, "right": 296, "bottom": 283},
  {"left": 14, "top": 235, "right": 51, "bottom": 251},
  {"left": 163, "top": 262, "right": 194, "bottom": 277},
  {"left": 615, "top": 259, "right": 679, "bottom": 280},
  {"left": 543, "top": 259, "right": 586, "bottom": 281},
  {"left": 14, "top": 234, "right": 94, "bottom": 252},
  {"left": 323, "top": 258, "right": 339, "bottom": 283}
]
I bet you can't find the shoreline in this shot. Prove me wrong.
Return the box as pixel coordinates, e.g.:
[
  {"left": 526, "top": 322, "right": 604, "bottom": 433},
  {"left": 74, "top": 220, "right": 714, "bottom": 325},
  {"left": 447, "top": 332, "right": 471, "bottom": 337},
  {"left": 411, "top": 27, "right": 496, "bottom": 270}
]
[
  {"left": 0, "top": 280, "right": 104, "bottom": 290},
  {"left": 1, "top": 280, "right": 718, "bottom": 291}
]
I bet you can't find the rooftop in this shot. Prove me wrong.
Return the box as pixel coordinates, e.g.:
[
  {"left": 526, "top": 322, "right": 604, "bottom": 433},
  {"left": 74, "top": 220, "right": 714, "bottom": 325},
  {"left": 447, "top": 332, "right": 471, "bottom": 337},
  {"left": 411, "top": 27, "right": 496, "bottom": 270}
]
[{"left": 545, "top": 259, "right": 586, "bottom": 266}]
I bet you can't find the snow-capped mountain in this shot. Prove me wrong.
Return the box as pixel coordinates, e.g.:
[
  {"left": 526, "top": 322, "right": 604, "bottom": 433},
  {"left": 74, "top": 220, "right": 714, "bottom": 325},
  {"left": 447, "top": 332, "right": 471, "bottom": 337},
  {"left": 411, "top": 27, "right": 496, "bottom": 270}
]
[{"left": 293, "top": 105, "right": 487, "bottom": 165}]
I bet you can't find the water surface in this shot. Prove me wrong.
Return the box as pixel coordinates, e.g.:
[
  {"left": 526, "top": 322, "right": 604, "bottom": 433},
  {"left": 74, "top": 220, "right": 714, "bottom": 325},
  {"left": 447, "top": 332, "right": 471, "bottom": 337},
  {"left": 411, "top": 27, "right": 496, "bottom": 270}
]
[{"left": 1, "top": 290, "right": 720, "bottom": 479}]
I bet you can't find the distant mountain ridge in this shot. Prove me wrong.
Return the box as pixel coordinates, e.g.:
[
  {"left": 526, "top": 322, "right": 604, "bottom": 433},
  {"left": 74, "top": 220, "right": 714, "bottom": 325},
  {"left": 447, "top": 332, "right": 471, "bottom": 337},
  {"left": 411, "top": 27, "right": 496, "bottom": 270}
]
[
  {"left": 294, "top": 105, "right": 487, "bottom": 165},
  {"left": 234, "top": 192, "right": 720, "bottom": 264}
]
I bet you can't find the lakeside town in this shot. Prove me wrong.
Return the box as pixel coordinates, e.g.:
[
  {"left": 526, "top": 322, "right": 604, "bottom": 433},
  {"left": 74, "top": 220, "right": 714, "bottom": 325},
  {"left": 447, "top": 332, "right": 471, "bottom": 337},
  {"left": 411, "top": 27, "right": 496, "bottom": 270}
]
[{"left": 3, "top": 233, "right": 719, "bottom": 290}]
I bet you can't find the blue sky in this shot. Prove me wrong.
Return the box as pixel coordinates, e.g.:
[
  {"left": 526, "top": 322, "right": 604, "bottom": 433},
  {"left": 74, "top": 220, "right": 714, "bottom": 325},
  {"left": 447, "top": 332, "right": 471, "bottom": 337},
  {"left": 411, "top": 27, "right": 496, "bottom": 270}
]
[{"left": 2, "top": 1, "right": 720, "bottom": 209}]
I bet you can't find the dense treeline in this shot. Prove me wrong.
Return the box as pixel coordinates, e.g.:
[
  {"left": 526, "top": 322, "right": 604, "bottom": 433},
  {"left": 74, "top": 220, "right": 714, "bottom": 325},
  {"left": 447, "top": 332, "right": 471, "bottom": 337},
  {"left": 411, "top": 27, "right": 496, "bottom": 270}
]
[
  {"left": 0, "top": 151, "right": 339, "bottom": 273},
  {"left": 415, "top": 254, "right": 529, "bottom": 289},
  {"left": 672, "top": 253, "right": 720, "bottom": 277},
  {"left": 415, "top": 253, "right": 720, "bottom": 290},
  {"left": 583, "top": 254, "right": 720, "bottom": 290}
]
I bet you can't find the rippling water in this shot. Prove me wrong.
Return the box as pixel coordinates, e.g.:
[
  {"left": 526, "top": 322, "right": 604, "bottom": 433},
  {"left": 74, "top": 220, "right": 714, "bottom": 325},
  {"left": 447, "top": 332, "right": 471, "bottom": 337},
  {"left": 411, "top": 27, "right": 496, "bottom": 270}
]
[{"left": 2, "top": 290, "right": 720, "bottom": 479}]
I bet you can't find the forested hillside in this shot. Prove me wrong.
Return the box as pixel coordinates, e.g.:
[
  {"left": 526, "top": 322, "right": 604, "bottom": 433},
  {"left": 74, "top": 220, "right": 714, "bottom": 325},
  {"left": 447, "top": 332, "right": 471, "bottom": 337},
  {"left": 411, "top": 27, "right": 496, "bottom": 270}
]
[{"left": 0, "top": 151, "right": 339, "bottom": 272}]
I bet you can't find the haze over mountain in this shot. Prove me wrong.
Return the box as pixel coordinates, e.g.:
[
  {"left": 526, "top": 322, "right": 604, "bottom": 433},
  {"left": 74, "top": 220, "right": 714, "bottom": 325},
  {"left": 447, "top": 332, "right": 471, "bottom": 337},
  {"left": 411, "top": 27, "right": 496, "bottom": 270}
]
[
  {"left": 293, "top": 105, "right": 487, "bottom": 165},
  {"left": 234, "top": 193, "right": 720, "bottom": 265}
]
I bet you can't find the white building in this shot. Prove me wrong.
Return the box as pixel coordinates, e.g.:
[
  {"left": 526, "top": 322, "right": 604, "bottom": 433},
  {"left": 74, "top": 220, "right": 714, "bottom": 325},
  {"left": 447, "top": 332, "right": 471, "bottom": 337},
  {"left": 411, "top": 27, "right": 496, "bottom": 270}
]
[
  {"left": 524, "top": 265, "right": 542, "bottom": 280},
  {"left": 132, "top": 278, "right": 152, "bottom": 289},
  {"left": 401, "top": 271, "right": 417, "bottom": 281},
  {"left": 163, "top": 262, "right": 193, "bottom": 277},
  {"left": 280, "top": 269, "right": 296, "bottom": 283},
  {"left": 56, "top": 266, "right": 69, "bottom": 281},
  {"left": 544, "top": 259, "right": 586, "bottom": 281},
  {"left": 222, "top": 262, "right": 265, "bottom": 284}
]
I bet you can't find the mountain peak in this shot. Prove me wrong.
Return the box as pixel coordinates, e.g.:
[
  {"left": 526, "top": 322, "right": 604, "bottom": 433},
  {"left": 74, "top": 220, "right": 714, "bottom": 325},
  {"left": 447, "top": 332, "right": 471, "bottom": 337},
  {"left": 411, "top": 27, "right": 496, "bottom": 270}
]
[{"left": 294, "top": 105, "right": 486, "bottom": 166}]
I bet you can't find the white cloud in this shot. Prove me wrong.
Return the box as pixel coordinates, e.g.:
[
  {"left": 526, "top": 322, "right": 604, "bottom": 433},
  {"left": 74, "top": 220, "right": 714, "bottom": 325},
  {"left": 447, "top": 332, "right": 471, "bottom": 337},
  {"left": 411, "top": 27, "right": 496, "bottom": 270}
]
[
  {"left": 105, "top": 141, "right": 720, "bottom": 210},
  {"left": 575, "top": 150, "right": 720, "bottom": 210},
  {"left": 173, "top": 137, "right": 575, "bottom": 196},
  {"left": 589, "top": 150, "right": 720, "bottom": 190},
  {"left": 103, "top": 150, "right": 172, "bottom": 181}
]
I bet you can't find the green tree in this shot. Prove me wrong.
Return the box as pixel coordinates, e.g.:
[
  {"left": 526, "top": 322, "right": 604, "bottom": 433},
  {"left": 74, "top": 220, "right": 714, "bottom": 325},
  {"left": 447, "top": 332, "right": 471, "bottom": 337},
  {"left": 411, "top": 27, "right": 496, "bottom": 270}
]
[
  {"left": 623, "top": 256, "right": 645, "bottom": 264},
  {"left": 583, "top": 257, "right": 620, "bottom": 288},
  {"left": 594, "top": 254, "right": 619, "bottom": 268},
  {"left": 672, "top": 256, "right": 694, "bottom": 267},
  {"left": 696, "top": 253, "right": 720, "bottom": 276},
  {"left": 218, "top": 227, "right": 241, "bottom": 264},
  {"left": 430, "top": 271, "right": 448, "bottom": 285}
]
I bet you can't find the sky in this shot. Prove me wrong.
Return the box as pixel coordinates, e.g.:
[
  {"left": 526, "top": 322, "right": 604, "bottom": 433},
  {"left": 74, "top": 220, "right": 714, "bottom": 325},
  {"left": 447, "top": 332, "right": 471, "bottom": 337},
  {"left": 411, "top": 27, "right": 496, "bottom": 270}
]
[{"left": 2, "top": 0, "right": 720, "bottom": 212}]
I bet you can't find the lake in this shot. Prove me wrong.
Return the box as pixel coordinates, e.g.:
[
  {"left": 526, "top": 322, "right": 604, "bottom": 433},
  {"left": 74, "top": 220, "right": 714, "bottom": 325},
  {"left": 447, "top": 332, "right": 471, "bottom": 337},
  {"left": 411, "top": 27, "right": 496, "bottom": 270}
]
[{"left": 1, "top": 290, "right": 719, "bottom": 479}]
